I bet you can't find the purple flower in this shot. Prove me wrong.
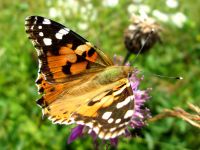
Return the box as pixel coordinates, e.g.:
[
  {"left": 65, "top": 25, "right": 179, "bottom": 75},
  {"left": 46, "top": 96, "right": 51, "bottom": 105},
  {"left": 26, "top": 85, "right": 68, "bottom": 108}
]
[
  {"left": 110, "top": 138, "right": 118, "bottom": 146},
  {"left": 67, "top": 56, "right": 151, "bottom": 147},
  {"left": 67, "top": 125, "right": 84, "bottom": 144}
]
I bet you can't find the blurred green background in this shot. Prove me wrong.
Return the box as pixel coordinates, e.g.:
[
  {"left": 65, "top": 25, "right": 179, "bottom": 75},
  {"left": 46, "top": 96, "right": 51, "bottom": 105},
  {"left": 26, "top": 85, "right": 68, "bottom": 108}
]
[{"left": 0, "top": 0, "right": 200, "bottom": 149}]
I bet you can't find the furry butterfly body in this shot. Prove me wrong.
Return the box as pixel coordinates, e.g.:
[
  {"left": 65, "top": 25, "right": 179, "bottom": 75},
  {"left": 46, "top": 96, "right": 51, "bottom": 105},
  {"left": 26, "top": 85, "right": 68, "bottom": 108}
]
[{"left": 25, "top": 16, "right": 135, "bottom": 139}]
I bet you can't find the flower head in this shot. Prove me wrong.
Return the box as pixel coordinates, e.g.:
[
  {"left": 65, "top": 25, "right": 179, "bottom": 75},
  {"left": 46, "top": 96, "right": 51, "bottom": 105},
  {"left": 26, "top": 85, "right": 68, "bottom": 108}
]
[{"left": 124, "top": 15, "right": 161, "bottom": 55}]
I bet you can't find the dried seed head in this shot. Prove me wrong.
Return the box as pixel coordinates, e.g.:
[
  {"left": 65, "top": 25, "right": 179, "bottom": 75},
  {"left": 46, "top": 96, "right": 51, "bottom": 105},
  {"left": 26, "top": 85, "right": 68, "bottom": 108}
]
[{"left": 124, "top": 15, "right": 161, "bottom": 54}]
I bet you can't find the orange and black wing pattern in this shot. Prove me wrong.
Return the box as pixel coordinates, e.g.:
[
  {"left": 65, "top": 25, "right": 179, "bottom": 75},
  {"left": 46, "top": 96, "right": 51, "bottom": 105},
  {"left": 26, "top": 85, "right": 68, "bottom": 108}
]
[
  {"left": 25, "top": 16, "right": 114, "bottom": 108},
  {"left": 25, "top": 16, "right": 113, "bottom": 83}
]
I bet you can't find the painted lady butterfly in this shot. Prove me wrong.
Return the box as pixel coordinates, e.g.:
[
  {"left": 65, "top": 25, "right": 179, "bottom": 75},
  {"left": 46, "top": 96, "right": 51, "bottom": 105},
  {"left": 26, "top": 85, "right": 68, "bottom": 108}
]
[{"left": 25, "top": 16, "right": 136, "bottom": 140}]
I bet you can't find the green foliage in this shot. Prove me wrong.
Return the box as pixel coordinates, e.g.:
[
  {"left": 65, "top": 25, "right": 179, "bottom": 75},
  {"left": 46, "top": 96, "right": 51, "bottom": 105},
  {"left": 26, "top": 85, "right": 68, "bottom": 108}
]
[{"left": 0, "top": 0, "right": 199, "bottom": 149}]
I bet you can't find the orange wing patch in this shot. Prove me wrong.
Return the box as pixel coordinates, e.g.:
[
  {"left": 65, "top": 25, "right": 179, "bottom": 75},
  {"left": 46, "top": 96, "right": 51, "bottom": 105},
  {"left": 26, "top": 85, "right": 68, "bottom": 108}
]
[
  {"left": 36, "top": 74, "right": 64, "bottom": 107},
  {"left": 41, "top": 43, "right": 107, "bottom": 83},
  {"left": 70, "top": 61, "right": 88, "bottom": 75}
]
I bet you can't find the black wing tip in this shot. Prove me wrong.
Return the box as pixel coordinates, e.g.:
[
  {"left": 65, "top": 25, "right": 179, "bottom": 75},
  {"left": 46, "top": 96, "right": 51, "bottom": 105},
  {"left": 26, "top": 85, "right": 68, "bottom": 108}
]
[
  {"left": 25, "top": 16, "right": 47, "bottom": 27},
  {"left": 25, "top": 15, "right": 45, "bottom": 21}
]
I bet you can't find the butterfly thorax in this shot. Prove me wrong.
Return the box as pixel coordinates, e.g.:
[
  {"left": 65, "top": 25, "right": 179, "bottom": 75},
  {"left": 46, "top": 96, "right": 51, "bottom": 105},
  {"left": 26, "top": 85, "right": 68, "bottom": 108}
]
[{"left": 93, "top": 66, "right": 134, "bottom": 85}]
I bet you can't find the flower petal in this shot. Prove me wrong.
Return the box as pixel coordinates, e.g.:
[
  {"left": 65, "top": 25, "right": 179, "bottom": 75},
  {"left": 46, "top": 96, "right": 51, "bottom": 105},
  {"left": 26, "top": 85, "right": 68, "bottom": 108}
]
[
  {"left": 90, "top": 130, "right": 97, "bottom": 140},
  {"left": 67, "top": 125, "right": 84, "bottom": 144},
  {"left": 110, "top": 138, "right": 118, "bottom": 146}
]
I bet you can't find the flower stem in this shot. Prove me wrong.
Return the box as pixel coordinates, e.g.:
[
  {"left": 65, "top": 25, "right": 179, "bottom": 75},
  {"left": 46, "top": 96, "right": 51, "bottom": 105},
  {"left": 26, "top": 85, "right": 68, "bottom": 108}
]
[
  {"left": 123, "top": 51, "right": 131, "bottom": 65},
  {"left": 148, "top": 103, "right": 200, "bottom": 128}
]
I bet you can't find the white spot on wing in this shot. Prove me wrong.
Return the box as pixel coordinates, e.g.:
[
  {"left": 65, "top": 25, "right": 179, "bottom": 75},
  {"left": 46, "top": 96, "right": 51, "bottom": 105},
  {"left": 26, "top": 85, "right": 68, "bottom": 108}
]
[
  {"left": 93, "top": 126, "right": 100, "bottom": 134},
  {"left": 55, "top": 28, "right": 70, "bottom": 39},
  {"left": 111, "top": 131, "right": 118, "bottom": 138},
  {"left": 109, "top": 127, "right": 116, "bottom": 132},
  {"left": 116, "top": 95, "right": 134, "bottom": 109},
  {"left": 61, "top": 28, "right": 70, "bottom": 34},
  {"left": 39, "top": 32, "right": 44, "bottom": 36},
  {"left": 108, "top": 118, "right": 114, "bottom": 123},
  {"left": 117, "top": 130, "right": 125, "bottom": 136},
  {"left": 102, "top": 112, "right": 112, "bottom": 120},
  {"left": 124, "top": 110, "right": 134, "bottom": 119},
  {"left": 125, "top": 122, "right": 129, "bottom": 125},
  {"left": 113, "top": 85, "right": 126, "bottom": 96},
  {"left": 54, "top": 119, "right": 63, "bottom": 124},
  {"left": 43, "top": 38, "right": 52, "bottom": 46},
  {"left": 115, "top": 118, "right": 121, "bottom": 124},
  {"left": 99, "top": 131, "right": 105, "bottom": 139},
  {"left": 119, "top": 123, "right": 125, "bottom": 127},
  {"left": 38, "top": 25, "right": 42, "bottom": 29},
  {"left": 113, "top": 82, "right": 131, "bottom": 96},
  {"left": 55, "top": 33, "right": 62, "bottom": 39},
  {"left": 104, "top": 133, "right": 112, "bottom": 139},
  {"left": 33, "top": 17, "right": 37, "bottom": 24},
  {"left": 43, "top": 18, "right": 51, "bottom": 24}
]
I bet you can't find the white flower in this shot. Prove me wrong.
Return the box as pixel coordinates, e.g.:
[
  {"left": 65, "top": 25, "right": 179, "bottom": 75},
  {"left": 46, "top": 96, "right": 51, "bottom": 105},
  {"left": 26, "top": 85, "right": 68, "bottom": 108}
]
[
  {"left": 66, "top": 0, "right": 79, "bottom": 14},
  {"left": 57, "top": 0, "right": 64, "bottom": 6},
  {"left": 90, "top": 10, "right": 97, "bottom": 21},
  {"left": 80, "top": 6, "right": 87, "bottom": 14},
  {"left": 0, "top": 48, "right": 5, "bottom": 57},
  {"left": 86, "top": 3, "right": 93, "bottom": 10},
  {"left": 138, "top": 4, "right": 151, "bottom": 18},
  {"left": 127, "top": 4, "right": 138, "bottom": 14},
  {"left": 166, "top": 0, "right": 178, "bottom": 8},
  {"left": 78, "top": 22, "right": 88, "bottom": 31},
  {"left": 102, "top": 0, "right": 119, "bottom": 7},
  {"left": 133, "top": 0, "right": 143, "bottom": 3},
  {"left": 139, "top": 5, "right": 151, "bottom": 14},
  {"left": 46, "top": 0, "right": 52, "bottom": 6},
  {"left": 152, "top": 10, "right": 169, "bottom": 22},
  {"left": 139, "top": 11, "right": 148, "bottom": 20},
  {"left": 49, "top": 7, "right": 61, "bottom": 18},
  {"left": 171, "top": 12, "right": 187, "bottom": 28}
]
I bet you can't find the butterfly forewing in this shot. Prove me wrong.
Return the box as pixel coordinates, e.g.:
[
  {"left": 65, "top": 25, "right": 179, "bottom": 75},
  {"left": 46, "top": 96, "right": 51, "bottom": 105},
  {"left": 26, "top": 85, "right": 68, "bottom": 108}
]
[
  {"left": 25, "top": 16, "right": 135, "bottom": 140},
  {"left": 25, "top": 16, "right": 113, "bottom": 83}
]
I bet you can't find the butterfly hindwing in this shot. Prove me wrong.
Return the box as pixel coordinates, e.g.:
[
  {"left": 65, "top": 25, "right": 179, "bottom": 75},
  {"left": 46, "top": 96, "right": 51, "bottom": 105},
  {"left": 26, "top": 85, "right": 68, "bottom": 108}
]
[
  {"left": 72, "top": 78, "right": 134, "bottom": 139},
  {"left": 25, "top": 16, "right": 113, "bottom": 83}
]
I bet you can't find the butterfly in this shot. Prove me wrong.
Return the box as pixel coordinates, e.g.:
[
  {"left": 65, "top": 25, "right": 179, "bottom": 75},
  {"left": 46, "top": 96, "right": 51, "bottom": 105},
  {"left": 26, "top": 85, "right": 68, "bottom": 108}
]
[{"left": 25, "top": 16, "right": 136, "bottom": 140}]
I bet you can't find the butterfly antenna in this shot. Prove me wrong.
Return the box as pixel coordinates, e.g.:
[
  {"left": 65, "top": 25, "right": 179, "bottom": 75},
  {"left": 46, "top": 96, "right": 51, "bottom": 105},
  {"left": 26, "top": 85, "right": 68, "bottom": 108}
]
[
  {"left": 151, "top": 74, "right": 183, "bottom": 80},
  {"left": 127, "top": 29, "right": 183, "bottom": 80},
  {"left": 139, "top": 70, "right": 183, "bottom": 80}
]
